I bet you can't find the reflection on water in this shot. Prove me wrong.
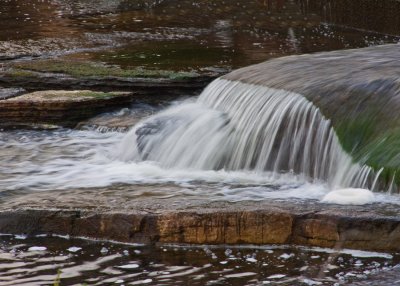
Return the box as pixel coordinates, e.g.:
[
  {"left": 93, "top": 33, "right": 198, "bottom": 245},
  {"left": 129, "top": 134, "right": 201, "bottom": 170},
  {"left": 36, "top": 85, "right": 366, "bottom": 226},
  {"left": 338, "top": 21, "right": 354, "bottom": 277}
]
[
  {"left": 0, "top": 234, "right": 398, "bottom": 286},
  {"left": 0, "top": 0, "right": 398, "bottom": 69},
  {"left": 296, "top": 0, "right": 400, "bottom": 35}
]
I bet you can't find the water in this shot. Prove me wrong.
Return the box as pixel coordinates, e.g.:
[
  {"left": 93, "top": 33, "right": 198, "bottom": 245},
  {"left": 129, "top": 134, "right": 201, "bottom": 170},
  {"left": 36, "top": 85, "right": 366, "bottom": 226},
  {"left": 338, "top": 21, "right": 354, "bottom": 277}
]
[
  {"left": 0, "top": 234, "right": 398, "bottom": 286},
  {"left": 0, "top": 78, "right": 395, "bottom": 205},
  {"left": 1, "top": 0, "right": 399, "bottom": 70},
  {"left": 0, "top": 83, "right": 358, "bottom": 194},
  {"left": 118, "top": 79, "right": 371, "bottom": 188},
  {"left": 1, "top": 1, "right": 400, "bottom": 285}
]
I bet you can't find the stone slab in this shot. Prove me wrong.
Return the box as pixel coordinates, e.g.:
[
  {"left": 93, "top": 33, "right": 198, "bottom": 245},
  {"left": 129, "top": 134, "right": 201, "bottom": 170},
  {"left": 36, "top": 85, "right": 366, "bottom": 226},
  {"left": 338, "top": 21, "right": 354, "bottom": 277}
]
[
  {"left": 0, "top": 90, "right": 139, "bottom": 128},
  {"left": 0, "top": 188, "right": 399, "bottom": 252}
]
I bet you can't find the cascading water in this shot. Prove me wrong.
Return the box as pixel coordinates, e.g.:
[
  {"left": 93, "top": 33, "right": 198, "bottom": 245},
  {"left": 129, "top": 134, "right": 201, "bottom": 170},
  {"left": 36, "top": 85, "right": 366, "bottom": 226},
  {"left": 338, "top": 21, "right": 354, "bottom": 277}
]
[{"left": 116, "top": 78, "right": 374, "bottom": 190}]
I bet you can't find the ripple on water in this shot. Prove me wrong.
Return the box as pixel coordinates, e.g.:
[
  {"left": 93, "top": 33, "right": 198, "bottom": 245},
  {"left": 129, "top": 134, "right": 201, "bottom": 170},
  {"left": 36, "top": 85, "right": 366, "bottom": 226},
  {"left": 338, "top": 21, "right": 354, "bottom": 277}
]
[{"left": 0, "top": 234, "right": 399, "bottom": 286}]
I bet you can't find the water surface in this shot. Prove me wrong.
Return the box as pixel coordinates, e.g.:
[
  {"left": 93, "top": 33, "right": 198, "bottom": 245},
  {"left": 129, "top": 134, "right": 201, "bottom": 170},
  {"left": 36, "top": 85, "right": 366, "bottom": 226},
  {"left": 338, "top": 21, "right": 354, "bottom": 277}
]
[
  {"left": 1, "top": 0, "right": 398, "bottom": 71},
  {"left": 0, "top": 234, "right": 398, "bottom": 286}
]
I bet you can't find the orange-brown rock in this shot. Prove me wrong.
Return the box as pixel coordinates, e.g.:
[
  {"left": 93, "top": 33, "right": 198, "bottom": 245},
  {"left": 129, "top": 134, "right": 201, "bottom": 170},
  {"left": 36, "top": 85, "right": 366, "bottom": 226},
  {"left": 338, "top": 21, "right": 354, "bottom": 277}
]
[{"left": 1, "top": 188, "right": 400, "bottom": 252}]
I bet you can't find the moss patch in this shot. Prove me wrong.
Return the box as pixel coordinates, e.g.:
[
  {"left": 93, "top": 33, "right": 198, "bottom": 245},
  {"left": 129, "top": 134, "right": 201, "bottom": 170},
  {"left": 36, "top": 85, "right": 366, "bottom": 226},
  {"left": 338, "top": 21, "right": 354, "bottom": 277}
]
[
  {"left": 335, "top": 113, "right": 400, "bottom": 188},
  {"left": 8, "top": 60, "right": 198, "bottom": 80},
  {"left": 4, "top": 69, "right": 38, "bottom": 78},
  {"left": 37, "top": 91, "right": 125, "bottom": 100},
  {"left": 76, "top": 91, "right": 121, "bottom": 99}
]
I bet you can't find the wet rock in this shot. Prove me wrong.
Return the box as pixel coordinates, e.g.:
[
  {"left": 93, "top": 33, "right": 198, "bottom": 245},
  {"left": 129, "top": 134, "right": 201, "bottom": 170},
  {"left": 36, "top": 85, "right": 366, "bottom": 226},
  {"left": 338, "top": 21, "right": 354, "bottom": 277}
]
[
  {"left": 1, "top": 190, "right": 400, "bottom": 252},
  {"left": 0, "top": 90, "right": 137, "bottom": 128},
  {"left": 135, "top": 116, "right": 183, "bottom": 158},
  {"left": 0, "top": 38, "right": 85, "bottom": 61},
  {"left": 0, "top": 87, "right": 25, "bottom": 100},
  {"left": 0, "top": 59, "right": 217, "bottom": 97},
  {"left": 157, "top": 210, "right": 292, "bottom": 244},
  {"left": 76, "top": 102, "right": 165, "bottom": 132}
]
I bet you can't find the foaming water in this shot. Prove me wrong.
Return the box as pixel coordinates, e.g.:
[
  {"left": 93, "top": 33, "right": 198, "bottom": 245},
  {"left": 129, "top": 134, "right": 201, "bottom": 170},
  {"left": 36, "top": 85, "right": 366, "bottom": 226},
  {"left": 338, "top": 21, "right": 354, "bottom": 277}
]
[
  {"left": 117, "top": 79, "right": 374, "bottom": 189},
  {"left": 0, "top": 126, "right": 329, "bottom": 201}
]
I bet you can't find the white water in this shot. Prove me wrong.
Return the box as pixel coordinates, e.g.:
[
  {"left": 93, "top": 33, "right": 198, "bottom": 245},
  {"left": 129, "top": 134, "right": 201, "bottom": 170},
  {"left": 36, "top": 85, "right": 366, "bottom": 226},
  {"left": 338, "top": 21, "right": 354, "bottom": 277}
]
[
  {"left": 0, "top": 78, "right": 390, "bottom": 203},
  {"left": 322, "top": 188, "right": 375, "bottom": 205},
  {"left": 116, "top": 79, "right": 373, "bottom": 189}
]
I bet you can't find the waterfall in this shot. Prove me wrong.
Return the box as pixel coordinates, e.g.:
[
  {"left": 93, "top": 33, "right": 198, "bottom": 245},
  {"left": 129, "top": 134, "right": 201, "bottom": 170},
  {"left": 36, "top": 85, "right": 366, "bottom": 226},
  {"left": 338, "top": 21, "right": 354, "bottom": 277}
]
[{"left": 118, "top": 78, "right": 373, "bottom": 189}]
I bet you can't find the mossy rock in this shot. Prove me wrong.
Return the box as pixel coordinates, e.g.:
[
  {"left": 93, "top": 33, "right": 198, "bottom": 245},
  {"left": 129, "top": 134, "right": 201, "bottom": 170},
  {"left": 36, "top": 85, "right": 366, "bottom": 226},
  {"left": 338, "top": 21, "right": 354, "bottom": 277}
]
[{"left": 7, "top": 59, "right": 198, "bottom": 80}]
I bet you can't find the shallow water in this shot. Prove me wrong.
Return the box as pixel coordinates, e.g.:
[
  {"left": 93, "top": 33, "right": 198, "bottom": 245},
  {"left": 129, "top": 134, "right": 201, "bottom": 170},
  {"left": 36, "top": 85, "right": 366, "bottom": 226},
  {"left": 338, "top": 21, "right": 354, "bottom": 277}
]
[
  {"left": 0, "top": 234, "right": 398, "bottom": 286},
  {"left": 1, "top": 0, "right": 398, "bottom": 70}
]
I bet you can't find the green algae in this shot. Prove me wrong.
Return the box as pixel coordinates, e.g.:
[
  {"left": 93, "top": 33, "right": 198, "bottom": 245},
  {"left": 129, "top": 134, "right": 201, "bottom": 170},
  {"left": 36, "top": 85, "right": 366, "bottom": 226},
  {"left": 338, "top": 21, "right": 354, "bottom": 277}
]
[
  {"left": 76, "top": 91, "right": 122, "bottom": 99},
  {"left": 9, "top": 60, "right": 198, "bottom": 80},
  {"left": 4, "top": 69, "right": 38, "bottom": 78},
  {"left": 335, "top": 113, "right": 400, "bottom": 188},
  {"left": 39, "top": 91, "right": 125, "bottom": 100}
]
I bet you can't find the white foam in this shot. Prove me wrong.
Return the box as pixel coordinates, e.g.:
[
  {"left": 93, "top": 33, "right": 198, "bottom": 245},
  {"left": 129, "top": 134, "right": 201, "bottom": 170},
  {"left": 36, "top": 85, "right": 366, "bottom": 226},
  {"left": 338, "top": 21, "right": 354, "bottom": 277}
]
[
  {"left": 224, "top": 272, "right": 257, "bottom": 278},
  {"left": 28, "top": 246, "right": 47, "bottom": 251},
  {"left": 67, "top": 246, "right": 82, "bottom": 253},
  {"left": 321, "top": 188, "right": 374, "bottom": 205},
  {"left": 116, "top": 263, "right": 140, "bottom": 269},
  {"left": 305, "top": 246, "right": 393, "bottom": 259},
  {"left": 245, "top": 257, "right": 257, "bottom": 263},
  {"left": 267, "top": 274, "right": 286, "bottom": 279}
]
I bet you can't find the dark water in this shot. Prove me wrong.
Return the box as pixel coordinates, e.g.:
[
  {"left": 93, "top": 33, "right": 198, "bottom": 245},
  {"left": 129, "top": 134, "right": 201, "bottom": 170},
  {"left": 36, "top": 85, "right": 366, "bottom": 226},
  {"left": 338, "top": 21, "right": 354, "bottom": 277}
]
[
  {"left": 0, "top": 234, "right": 398, "bottom": 286},
  {"left": 0, "top": 0, "right": 399, "bottom": 71}
]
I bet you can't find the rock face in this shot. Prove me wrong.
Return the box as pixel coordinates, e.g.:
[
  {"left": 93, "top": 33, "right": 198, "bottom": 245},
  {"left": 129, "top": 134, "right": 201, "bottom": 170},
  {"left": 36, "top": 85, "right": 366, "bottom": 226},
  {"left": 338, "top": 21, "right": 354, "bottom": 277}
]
[
  {"left": 0, "top": 90, "right": 137, "bottom": 128},
  {"left": 1, "top": 189, "right": 400, "bottom": 252}
]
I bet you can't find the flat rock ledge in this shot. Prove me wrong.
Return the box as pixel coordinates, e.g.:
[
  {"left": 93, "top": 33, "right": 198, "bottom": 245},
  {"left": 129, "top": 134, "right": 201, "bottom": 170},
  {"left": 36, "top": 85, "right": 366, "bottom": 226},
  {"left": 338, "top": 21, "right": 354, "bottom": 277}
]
[
  {"left": 0, "top": 70, "right": 217, "bottom": 95},
  {"left": 0, "top": 90, "right": 139, "bottom": 128},
  {"left": 1, "top": 194, "right": 400, "bottom": 252}
]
